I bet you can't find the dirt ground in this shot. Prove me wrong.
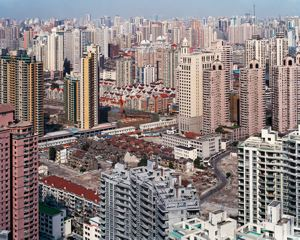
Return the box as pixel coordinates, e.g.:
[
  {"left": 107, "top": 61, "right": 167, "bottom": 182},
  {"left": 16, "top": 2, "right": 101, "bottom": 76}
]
[{"left": 201, "top": 154, "right": 239, "bottom": 217}]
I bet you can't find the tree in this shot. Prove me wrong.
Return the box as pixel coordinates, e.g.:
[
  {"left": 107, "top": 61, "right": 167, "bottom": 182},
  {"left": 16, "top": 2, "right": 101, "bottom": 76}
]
[
  {"left": 194, "top": 157, "right": 202, "bottom": 169},
  {"left": 226, "top": 172, "right": 232, "bottom": 179},
  {"left": 169, "top": 161, "right": 174, "bottom": 169},
  {"left": 49, "top": 147, "right": 56, "bottom": 161},
  {"left": 138, "top": 155, "right": 148, "bottom": 167}
]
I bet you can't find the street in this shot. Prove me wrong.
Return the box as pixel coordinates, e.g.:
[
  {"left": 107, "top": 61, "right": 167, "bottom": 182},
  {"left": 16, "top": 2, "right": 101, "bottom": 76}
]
[{"left": 199, "top": 150, "right": 231, "bottom": 203}]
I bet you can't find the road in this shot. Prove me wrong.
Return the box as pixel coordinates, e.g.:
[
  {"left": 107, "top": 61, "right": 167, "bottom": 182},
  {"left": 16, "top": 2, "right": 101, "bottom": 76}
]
[{"left": 199, "top": 150, "right": 231, "bottom": 203}]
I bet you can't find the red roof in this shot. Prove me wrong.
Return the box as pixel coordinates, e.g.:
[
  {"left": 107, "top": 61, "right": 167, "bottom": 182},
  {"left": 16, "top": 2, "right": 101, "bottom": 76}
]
[
  {"left": 41, "top": 176, "right": 100, "bottom": 203},
  {"left": 185, "top": 131, "right": 202, "bottom": 139}
]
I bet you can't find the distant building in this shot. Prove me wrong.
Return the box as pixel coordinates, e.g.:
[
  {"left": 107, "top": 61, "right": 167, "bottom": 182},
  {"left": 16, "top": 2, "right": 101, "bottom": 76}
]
[
  {"left": 174, "top": 146, "right": 197, "bottom": 160},
  {"left": 162, "top": 133, "right": 221, "bottom": 159},
  {"left": 80, "top": 45, "right": 100, "bottom": 130},
  {"left": 0, "top": 51, "right": 44, "bottom": 136},
  {"left": 178, "top": 39, "right": 216, "bottom": 133},
  {"left": 64, "top": 73, "right": 80, "bottom": 126},
  {"left": 203, "top": 61, "right": 230, "bottom": 134},
  {"left": 239, "top": 60, "right": 265, "bottom": 136},
  {"left": 272, "top": 55, "right": 300, "bottom": 133},
  {"left": 116, "top": 56, "right": 134, "bottom": 87}
]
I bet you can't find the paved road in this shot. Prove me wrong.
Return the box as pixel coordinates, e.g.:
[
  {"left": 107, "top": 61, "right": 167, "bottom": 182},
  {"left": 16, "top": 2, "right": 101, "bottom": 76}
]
[{"left": 199, "top": 150, "right": 231, "bottom": 203}]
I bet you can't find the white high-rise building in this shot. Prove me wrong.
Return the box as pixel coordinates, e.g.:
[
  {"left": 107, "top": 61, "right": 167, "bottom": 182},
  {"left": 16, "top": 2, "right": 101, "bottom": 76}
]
[
  {"left": 177, "top": 38, "right": 216, "bottom": 133},
  {"left": 238, "top": 126, "right": 300, "bottom": 228},
  {"left": 116, "top": 56, "right": 134, "bottom": 87},
  {"left": 99, "top": 162, "right": 200, "bottom": 240},
  {"left": 142, "top": 65, "right": 156, "bottom": 85},
  {"left": 64, "top": 28, "right": 81, "bottom": 73},
  {"left": 245, "top": 35, "right": 269, "bottom": 69},
  {"left": 270, "top": 33, "right": 289, "bottom": 67},
  {"left": 47, "top": 28, "right": 64, "bottom": 72}
]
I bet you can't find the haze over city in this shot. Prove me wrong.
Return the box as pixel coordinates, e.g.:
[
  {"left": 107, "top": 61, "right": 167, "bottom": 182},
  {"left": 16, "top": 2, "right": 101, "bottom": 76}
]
[{"left": 1, "top": 0, "right": 300, "bottom": 18}]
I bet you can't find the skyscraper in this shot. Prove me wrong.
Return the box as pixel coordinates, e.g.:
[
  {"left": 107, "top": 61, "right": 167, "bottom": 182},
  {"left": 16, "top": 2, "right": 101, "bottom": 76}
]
[
  {"left": 116, "top": 56, "right": 134, "bottom": 87},
  {"left": 64, "top": 28, "right": 82, "bottom": 74},
  {"left": 64, "top": 73, "right": 80, "bottom": 126},
  {"left": 272, "top": 55, "right": 300, "bottom": 133},
  {"left": 239, "top": 60, "right": 265, "bottom": 136},
  {"left": 177, "top": 38, "right": 216, "bottom": 133},
  {"left": 238, "top": 126, "right": 300, "bottom": 228},
  {"left": 245, "top": 35, "right": 269, "bottom": 69},
  {"left": 47, "top": 28, "right": 64, "bottom": 74},
  {"left": 203, "top": 61, "right": 230, "bottom": 134},
  {"left": 99, "top": 162, "right": 200, "bottom": 240},
  {"left": 270, "top": 33, "right": 289, "bottom": 88},
  {"left": 0, "top": 51, "right": 44, "bottom": 136},
  {"left": 0, "top": 104, "right": 39, "bottom": 240},
  {"left": 80, "top": 45, "right": 99, "bottom": 130}
]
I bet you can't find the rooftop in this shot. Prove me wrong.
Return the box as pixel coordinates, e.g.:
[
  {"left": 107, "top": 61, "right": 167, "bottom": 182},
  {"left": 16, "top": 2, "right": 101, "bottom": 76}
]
[
  {"left": 0, "top": 104, "right": 14, "bottom": 113},
  {"left": 175, "top": 145, "right": 196, "bottom": 151},
  {"left": 41, "top": 176, "right": 100, "bottom": 203},
  {"left": 39, "top": 202, "right": 62, "bottom": 216}
]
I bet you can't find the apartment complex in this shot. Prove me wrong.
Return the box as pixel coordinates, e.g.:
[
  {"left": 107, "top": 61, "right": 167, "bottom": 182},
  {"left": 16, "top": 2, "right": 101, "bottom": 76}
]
[
  {"left": 272, "top": 55, "right": 300, "bottom": 133},
  {"left": 0, "top": 104, "right": 39, "bottom": 240},
  {"left": 245, "top": 35, "right": 269, "bottom": 69},
  {"left": 99, "top": 162, "right": 200, "bottom": 240},
  {"left": 239, "top": 60, "right": 266, "bottom": 136},
  {"left": 80, "top": 45, "right": 99, "bottom": 130},
  {"left": 0, "top": 51, "right": 44, "bottom": 136},
  {"left": 64, "top": 73, "right": 81, "bottom": 125},
  {"left": 177, "top": 38, "right": 216, "bottom": 133},
  {"left": 116, "top": 56, "right": 134, "bottom": 87},
  {"left": 238, "top": 126, "right": 300, "bottom": 228},
  {"left": 39, "top": 176, "right": 100, "bottom": 235},
  {"left": 203, "top": 61, "right": 230, "bottom": 134}
]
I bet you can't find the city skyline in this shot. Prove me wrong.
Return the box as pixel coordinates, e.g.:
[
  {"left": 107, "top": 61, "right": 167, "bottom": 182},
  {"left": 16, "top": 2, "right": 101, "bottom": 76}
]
[{"left": 1, "top": 0, "right": 300, "bottom": 19}]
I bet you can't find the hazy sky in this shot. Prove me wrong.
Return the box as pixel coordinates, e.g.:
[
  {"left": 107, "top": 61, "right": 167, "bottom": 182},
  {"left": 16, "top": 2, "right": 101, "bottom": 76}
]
[{"left": 0, "top": 0, "right": 299, "bottom": 19}]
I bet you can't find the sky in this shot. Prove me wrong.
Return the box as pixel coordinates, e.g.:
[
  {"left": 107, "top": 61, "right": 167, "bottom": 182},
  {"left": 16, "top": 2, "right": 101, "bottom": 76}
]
[{"left": 0, "top": 0, "right": 299, "bottom": 19}]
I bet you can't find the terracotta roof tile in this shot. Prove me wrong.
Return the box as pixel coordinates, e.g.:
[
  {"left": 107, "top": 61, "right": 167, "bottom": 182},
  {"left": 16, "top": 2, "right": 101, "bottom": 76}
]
[{"left": 41, "top": 176, "right": 99, "bottom": 203}]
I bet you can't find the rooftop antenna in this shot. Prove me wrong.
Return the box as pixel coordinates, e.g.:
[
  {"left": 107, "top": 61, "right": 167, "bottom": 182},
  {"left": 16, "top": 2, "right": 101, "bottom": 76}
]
[{"left": 253, "top": 3, "right": 256, "bottom": 34}]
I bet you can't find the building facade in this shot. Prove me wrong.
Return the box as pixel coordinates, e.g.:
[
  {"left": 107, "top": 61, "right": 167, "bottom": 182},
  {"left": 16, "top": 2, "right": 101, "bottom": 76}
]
[
  {"left": 272, "top": 55, "right": 300, "bottom": 133},
  {"left": 0, "top": 51, "right": 44, "bottom": 136},
  {"left": 64, "top": 73, "right": 81, "bottom": 126},
  {"left": 203, "top": 61, "right": 230, "bottom": 134},
  {"left": 99, "top": 163, "right": 200, "bottom": 240},
  {"left": 239, "top": 60, "right": 265, "bottom": 136},
  {"left": 80, "top": 45, "right": 99, "bottom": 130},
  {"left": 238, "top": 126, "right": 300, "bottom": 228},
  {"left": 0, "top": 104, "right": 39, "bottom": 240}
]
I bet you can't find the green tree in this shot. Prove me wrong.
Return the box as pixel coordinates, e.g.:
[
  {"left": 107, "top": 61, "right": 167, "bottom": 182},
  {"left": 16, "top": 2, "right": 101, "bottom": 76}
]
[
  {"left": 169, "top": 161, "right": 174, "bottom": 169},
  {"left": 138, "top": 155, "right": 148, "bottom": 167},
  {"left": 49, "top": 147, "right": 56, "bottom": 161},
  {"left": 226, "top": 172, "right": 232, "bottom": 179},
  {"left": 194, "top": 157, "right": 202, "bottom": 169}
]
